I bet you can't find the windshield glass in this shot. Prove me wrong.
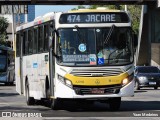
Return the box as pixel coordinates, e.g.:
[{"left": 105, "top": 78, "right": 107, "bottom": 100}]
[
  {"left": 138, "top": 67, "right": 160, "bottom": 73},
  {"left": 57, "top": 27, "right": 133, "bottom": 66},
  {"left": 0, "top": 55, "right": 7, "bottom": 70}
]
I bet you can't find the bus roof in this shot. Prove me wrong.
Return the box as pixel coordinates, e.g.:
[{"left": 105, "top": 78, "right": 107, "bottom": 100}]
[
  {"left": 16, "top": 12, "right": 55, "bottom": 31},
  {"left": 68, "top": 9, "right": 123, "bottom": 13},
  {"left": 16, "top": 8, "right": 128, "bottom": 31}
]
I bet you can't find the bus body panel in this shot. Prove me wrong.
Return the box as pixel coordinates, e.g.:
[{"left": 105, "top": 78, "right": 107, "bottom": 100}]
[
  {"left": 54, "top": 64, "right": 134, "bottom": 99},
  {"left": 15, "top": 57, "right": 21, "bottom": 94},
  {"left": 22, "top": 53, "right": 49, "bottom": 99},
  {"left": 55, "top": 79, "right": 134, "bottom": 99}
]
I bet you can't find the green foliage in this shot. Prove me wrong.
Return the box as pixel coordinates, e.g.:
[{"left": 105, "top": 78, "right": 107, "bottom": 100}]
[
  {"left": 127, "top": 5, "right": 141, "bottom": 34},
  {"left": 0, "top": 17, "right": 9, "bottom": 45},
  {"left": 89, "top": 5, "right": 123, "bottom": 10},
  {"left": 71, "top": 5, "right": 86, "bottom": 10}
]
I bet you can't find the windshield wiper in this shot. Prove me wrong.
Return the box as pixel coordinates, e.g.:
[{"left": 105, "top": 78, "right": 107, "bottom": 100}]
[
  {"left": 104, "top": 24, "right": 115, "bottom": 45},
  {"left": 74, "top": 25, "right": 85, "bottom": 43}
]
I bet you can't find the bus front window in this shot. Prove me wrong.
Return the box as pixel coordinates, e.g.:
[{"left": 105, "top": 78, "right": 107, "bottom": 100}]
[
  {"left": 57, "top": 28, "right": 96, "bottom": 66},
  {"left": 0, "top": 55, "right": 7, "bottom": 71},
  {"left": 57, "top": 27, "right": 133, "bottom": 66},
  {"left": 96, "top": 27, "right": 133, "bottom": 65}
]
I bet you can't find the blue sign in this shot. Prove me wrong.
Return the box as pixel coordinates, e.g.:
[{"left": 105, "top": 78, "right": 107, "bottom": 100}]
[
  {"left": 33, "top": 63, "right": 38, "bottom": 68},
  {"left": 90, "top": 54, "right": 97, "bottom": 65},
  {"left": 78, "top": 44, "right": 86, "bottom": 52},
  {"left": 98, "top": 58, "right": 104, "bottom": 65}
]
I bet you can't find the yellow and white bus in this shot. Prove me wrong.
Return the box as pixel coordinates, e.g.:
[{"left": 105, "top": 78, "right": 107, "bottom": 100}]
[{"left": 16, "top": 8, "right": 136, "bottom": 111}]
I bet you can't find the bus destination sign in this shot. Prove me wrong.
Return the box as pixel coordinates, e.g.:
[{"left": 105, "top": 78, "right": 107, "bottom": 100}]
[{"left": 59, "top": 12, "right": 129, "bottom": 24}]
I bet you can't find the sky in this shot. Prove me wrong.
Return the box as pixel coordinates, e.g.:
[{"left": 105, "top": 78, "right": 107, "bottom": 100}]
[{"left": 35, "top": 5, "right": 78, "bottom": 17}]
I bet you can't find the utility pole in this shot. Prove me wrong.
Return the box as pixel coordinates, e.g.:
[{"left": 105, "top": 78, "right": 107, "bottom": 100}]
[{"left": 11, "top": 5, "right": 15, "bottom": 49}]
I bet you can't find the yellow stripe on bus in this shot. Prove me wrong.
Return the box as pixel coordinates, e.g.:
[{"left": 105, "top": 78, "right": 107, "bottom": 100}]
[{"left": 64, "top": 72, "right": 128, "bottom": 86}]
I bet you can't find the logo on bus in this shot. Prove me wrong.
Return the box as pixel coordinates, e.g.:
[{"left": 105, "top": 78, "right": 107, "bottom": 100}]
[
  {"left": 95, "top": 79, "right": 100, "bottom": 85},
  {"left": 78, "top": 44, "right": 86, "bottom": 52}
]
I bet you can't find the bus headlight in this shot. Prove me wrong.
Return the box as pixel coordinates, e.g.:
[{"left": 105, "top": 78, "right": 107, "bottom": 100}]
[
  {"left": 122, "top": 78, "right": 129, "bottom": 86},
  {"left": 58, "top": 74, "right": 73, "bottom": 88},
  {"left": 122, "top": 74, "right": 134, "bottom": 86},
  {"left": 65, "top": 79, "right": 73, "bottom": 88}
]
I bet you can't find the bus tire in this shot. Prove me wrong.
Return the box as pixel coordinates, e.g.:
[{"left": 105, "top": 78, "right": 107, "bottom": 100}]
[
  {"left": 9, "top": 82, "right": 14, "bottom": 86},
  {"left": 5, "top": 83, "right": 9, "bottom": 86},
  {"left": 154, "top": 86, "right": 158, "bottom": 90},
  {"left": 109, "top": 97, "right": 121, "bottom": 111},
  {"left": 51, "top": 99, "right": 59, "bottom": 110},
  {"left": 10, "top": 74, "right": 15, "bottom": 86},
  {"left": 45, "top": 77, "right": 50, "bottom": 99},
  {"left": 5, "top": 74, "right": 10, "bottom": 86},
  {"left": 25, "top": 82, "right": 35, "bottom": 105}
]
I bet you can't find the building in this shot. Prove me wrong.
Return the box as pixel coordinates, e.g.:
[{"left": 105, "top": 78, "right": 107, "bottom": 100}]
[{"left": 15, "top": 5, "right": 35, "bottom": 24}]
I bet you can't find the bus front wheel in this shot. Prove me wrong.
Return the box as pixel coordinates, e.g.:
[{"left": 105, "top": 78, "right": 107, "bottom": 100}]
[
  {"left": 25, "top": 83, "right": 35, "bottom": 105},
  {"left": 109, "top": 97, "right": 121, "bottom": 111}
]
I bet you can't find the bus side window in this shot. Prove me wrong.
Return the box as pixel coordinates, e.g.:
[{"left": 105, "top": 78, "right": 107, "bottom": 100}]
[
  {"left": 44, "top": 24, "right": 49, "bottom": 52},
  {"left": 33, "top": 28, "right": 38, "bottom": 54},
  {"left": 28, "top": 29, "right": 33, "bottom": 54},
  {"left": 23, "top": 31, "right": 28, "bottom": 55},
  {"left": 16, "top": 33, "right": 20, "bottom": 57},
  {"left": 38, "top": 26, "right": 44, "bottom": 53}
]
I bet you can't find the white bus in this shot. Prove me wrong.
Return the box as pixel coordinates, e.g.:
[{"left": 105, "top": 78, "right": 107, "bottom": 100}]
[{"left": 16, "top": 8, "right": 137, "bottom": 111}]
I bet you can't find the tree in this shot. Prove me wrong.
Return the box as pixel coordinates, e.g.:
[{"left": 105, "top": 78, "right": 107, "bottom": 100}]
[
  {"left": 89, "top": 5, "right": 123, "bottom": 10},
  {"left": 71, "top": 5, "right": 86, "bottom": 10},
  {"left": 127, "top": 5, "right": 141, "bottom": 34},
  {"left": 0, "top": 17, "right": 9, "bottom": 45}
]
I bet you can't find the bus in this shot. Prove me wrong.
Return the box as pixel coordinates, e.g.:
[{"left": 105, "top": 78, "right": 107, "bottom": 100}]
[
  {"left": 0, "top": 45, "right": 15, "bottom": 85},
  {"left": 16, "top": 8, "right": 137, "bottom": 110}
]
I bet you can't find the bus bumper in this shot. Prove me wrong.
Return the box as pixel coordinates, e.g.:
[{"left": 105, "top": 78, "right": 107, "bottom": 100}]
[{"left": 55, "top": 80, "right": 134, "bottom": 99}]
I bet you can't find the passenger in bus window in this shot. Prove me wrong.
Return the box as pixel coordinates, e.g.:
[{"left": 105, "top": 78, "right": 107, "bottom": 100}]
[{"left": 115, "top": 33, "right": 126, "bottom": 50}]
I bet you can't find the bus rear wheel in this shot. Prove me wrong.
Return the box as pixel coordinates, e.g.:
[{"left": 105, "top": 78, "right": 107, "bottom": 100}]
[
  {"left": 25, "top": 83, "right": 35, "bottom": 105},
  {"left": 109, "top": 97, "right": 121, "bottom": 111},
  {"left": 154, "top": 86, "right": 158, "bottom": 89},
  {"left": 51, "top": 99, "right": 61, "bottom": 110}
]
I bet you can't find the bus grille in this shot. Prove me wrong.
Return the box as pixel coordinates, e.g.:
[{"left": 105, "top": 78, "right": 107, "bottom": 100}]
[
  {"left": 73, "top": 85, "right": 122, "bottom": 95},
  {"left": 70, "top": 68, "right": 123, "bottom": 77}
]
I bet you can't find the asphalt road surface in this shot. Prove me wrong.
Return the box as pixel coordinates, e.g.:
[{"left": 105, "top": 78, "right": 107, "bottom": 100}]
[{"left": 0, "top": 84, "right": 160, "bottom": 119}]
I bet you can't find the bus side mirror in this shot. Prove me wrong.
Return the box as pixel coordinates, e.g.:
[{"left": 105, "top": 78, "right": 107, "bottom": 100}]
[
  {"left": 49, "top": 36, "right": 53, "bottom": 49},
  {"left": 134, "top": 33, "right": 138, "bottom": 48},
  {"left": 49, "top": 35, "right": 59, "bottom": 58}
]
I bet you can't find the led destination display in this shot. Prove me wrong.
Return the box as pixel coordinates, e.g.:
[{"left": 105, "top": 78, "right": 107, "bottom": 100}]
[{"left": 59, "top": 12, "right": 129, "bottom": 23}]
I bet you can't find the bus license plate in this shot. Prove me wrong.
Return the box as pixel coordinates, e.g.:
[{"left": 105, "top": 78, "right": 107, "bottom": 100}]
[
  {"left": 91, "top": 88, "right": 104, "bottom": 94},
  {"left": 149, "top": 82, "right": 156, "bottom": 85}
]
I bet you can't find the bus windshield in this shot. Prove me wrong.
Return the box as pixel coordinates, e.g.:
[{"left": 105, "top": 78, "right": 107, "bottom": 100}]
[
  {"left": 57, "top": 27, "right": 133, "bottom": 66},
  {"left": 0, "top": 55, "right": 7, "bottom": 71}
]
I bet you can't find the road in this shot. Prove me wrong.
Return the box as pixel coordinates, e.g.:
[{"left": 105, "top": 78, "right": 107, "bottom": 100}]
[{"left": 0, "top": 84, "right": 160, "bottom": 119}]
